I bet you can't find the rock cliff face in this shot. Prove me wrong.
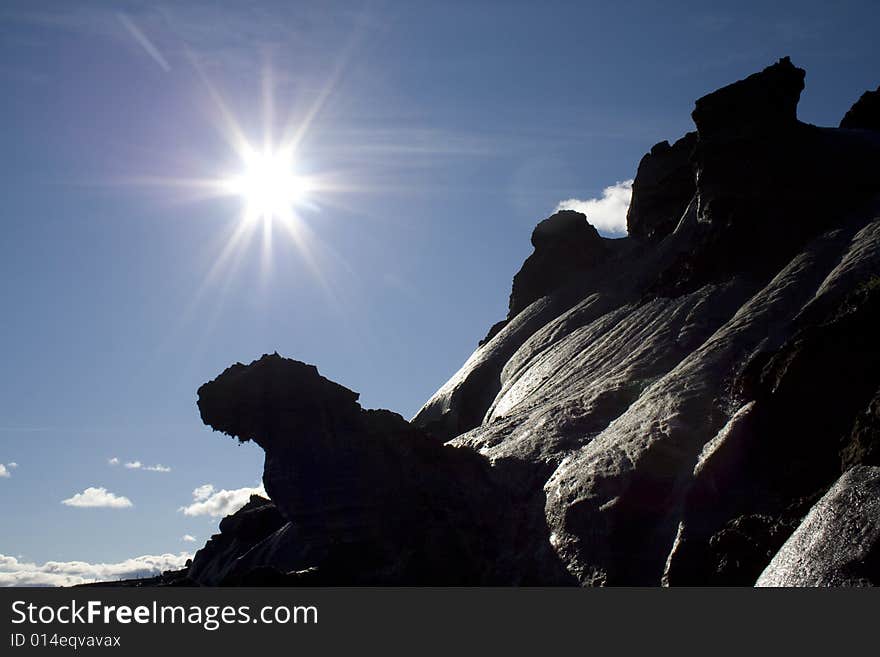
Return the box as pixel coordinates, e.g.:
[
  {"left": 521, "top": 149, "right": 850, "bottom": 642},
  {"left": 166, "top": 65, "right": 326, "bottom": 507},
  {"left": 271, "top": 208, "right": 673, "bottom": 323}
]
[{"left": 188, "top": 58, "right": 880, "bottom": 586}]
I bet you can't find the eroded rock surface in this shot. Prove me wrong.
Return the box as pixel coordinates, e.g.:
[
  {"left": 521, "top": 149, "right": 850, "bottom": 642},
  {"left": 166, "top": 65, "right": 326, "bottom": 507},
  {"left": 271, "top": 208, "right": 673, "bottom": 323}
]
[
  {"left": 756, "top": 466, "right": 880, "bottom": 586},
  {"left": 185, "top": 58, "right": 880, "bottom": 586}
]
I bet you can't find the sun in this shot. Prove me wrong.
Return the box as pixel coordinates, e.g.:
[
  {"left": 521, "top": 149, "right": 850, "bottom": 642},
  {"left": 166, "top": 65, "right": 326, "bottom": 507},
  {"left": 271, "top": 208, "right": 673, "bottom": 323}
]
[{"left": 223, "top": 146, "right": 308, "bottom": 223}]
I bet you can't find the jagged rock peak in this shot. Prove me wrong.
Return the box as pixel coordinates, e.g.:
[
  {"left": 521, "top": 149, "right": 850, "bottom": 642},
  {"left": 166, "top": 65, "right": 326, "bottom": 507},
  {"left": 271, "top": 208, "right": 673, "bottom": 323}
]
[
  {"left": 840, "top": 86, "right": 880, "bottom": 131},
  {"left": 626, "top": 131, "right": 697, "bottom": 242},
  {"left": 692, "top": 56, "right": 805, "bottom": 137}
]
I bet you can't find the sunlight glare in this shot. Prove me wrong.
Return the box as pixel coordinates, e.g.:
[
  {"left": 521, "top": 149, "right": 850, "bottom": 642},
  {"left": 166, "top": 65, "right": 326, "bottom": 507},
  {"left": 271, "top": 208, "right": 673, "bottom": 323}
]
[{"left": 224, "top": 147, "right": 307, "bottom": 222}]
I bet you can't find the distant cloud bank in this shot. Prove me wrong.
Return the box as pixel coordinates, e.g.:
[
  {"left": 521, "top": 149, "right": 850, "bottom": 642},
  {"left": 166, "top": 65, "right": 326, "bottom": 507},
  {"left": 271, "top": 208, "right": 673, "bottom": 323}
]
[
  {"left": 179, "top": 483, "right": 267, "bottom": 517},
  {"left": 555, "top": 179, "right": 633, "bottom": 237},
  {"left": 0, "top": 552, "right": 191, "bottom": 587},
  {"left": 61, "top": 487, "right": 133, "bottom": 509}
]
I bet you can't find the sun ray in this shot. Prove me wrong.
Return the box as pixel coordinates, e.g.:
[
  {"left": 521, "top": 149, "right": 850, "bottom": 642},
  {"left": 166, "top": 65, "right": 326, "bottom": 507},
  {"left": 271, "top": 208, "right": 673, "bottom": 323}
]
[
  {"left": 260, "top": 208, "right": 274, "bottom": 285},
  {"left": 261, "top": 58, "right": 275, "bottom": 153},
  {"left": 185, "top": 49, "right": 254, "bottom": 163}
]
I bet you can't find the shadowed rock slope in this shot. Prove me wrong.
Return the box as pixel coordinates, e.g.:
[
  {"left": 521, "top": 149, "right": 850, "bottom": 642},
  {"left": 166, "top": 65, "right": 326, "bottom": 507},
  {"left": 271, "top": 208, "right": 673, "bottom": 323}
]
[{"left": 187, "top": 58, "right": 880, "bottom": 586}]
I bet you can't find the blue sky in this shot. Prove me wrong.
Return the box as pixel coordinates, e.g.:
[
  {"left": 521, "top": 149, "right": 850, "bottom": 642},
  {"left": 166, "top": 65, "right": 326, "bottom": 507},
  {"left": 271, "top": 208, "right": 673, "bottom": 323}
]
[{"left": 1, "top": 0, "right": 878, "bottom": 583}]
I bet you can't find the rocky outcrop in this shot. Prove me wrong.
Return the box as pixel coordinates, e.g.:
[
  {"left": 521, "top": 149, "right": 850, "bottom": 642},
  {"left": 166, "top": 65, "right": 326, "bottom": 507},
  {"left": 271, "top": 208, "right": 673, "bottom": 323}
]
[
  {"left": 183, "top": 58, "right": 880, "bottom": 586},
  {"left": 691, "top": 56, "right": 804, "bottom": 138},
  {"left": 626, "top": 132, "right": 697, "bottom": 243},
  {"left": 654, "top": 57, "right": 880, "bottom": 295},
  {"left": 187, "top": 495, "right": 285, "bottom": 585},
  {"left": 508, "top": 210, "right": 609, "bottom": 318},
  {"left": 840, "top": 86, "right": 880, "bottom": 131},
  {"left": 195, "top": 354, "right": 522, "bottom": 584},
  {"left": 756, "top": 466, "right": 880, "bottom": 586}
]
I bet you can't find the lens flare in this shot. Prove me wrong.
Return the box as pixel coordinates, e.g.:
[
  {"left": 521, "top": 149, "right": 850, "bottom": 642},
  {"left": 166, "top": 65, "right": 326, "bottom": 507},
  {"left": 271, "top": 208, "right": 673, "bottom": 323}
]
[{"left": 222, "top": 147, "right": 309, "bottom": 223}]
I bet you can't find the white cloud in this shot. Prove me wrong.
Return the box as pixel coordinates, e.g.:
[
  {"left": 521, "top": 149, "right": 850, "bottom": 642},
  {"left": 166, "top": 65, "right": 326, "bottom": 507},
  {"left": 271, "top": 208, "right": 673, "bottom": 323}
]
[
  {"left": 193, "top": 484, "right": 215, "bottom": 501},
  {"left": 555, "top": 179, "right": 633, "bottom": 237},
  {"left": 179, "top": 483, "right": 267, "bottom": 517},
  {"left": 0, "top": 552, "right": 191, "bottom": 587},
  {"left": 61, "top": 487, "right": 133, "bottom": 509},
  {"left": 0, "top": 464, "right": 9, "bottom": 478},
  {"left": 182, "top": 535, "right": 197, "bottom": 543},
  {"left": 114, "top": 458, "right": 169, "bottom": 472},
  {"left": 7, "top": 462, "right": 18, "bottom": 468}
]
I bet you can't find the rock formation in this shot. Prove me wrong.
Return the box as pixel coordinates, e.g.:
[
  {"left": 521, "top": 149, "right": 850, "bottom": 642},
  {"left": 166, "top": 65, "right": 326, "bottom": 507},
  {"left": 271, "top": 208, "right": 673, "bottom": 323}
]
[
  {"left": 626, "top": 132, "right": 696, "bottom": 243},
  {"left": 188, "top": 495, "right": 285, "bottom": 585},
  {"left": 508, "top": 210, "right": 610, "bottom": 318},
  {"left": 184, "top": 58, "right": 880, "bottom": 586},
  {"left": 840, "top": 86, "right": 880, "bottom": 131},
  {"left": 194, "top": 354, "right": 529, "bottom": 584},
  {"left": 756, "top": 466, "right": 880, "bottom": 586}
]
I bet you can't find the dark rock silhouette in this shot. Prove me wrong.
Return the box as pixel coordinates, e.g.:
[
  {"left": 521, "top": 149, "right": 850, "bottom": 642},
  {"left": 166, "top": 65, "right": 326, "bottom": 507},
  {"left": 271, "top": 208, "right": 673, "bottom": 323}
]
[
  {"left": 508, "top": 210, "right": 609, "bottom": 318},
  {"left": 179, "top": 57, "right": 880, "bottom": 586},
  {"left": 840, "top": 86, "right": 880, "bottom": 131},
  {"left": 187, "top": 495, "right": 285, "bottom": 585},
  {"left": 691, "top": 56, "right": 804, "bottom": 137},
  {"left": 654, "top": 57, "right": 880, "bottom": 296},
  {"left": 194, "top": 353, "right": 532, "bottom": 584},
  {"left": 627, "top": 132, "right": 697, "bottom": 243}
]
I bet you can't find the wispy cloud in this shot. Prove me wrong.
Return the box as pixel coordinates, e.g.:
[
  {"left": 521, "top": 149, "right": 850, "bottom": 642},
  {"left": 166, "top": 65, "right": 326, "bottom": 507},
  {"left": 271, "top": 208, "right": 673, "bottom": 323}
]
[
  {"left": 0, "top": 553, "right": 190, "bottom": 587},
  {"left": 107, "top": 457, "right": 119, "bottom": 466},
  {"left": 144, "top": 464, "right": 171, "bottom": 473},
  {"left": 124, "top": 460, "right": 142, "bottom": 469},
  {"left": 61, "top": 487, "right": 133, "bottom": 509},
  {"left": 179, "top": 483, "right": 266, "bottom": 517},
  {"left": 0, "top": 465, "right": 9, "bottom": 479},
  {"left": 7, "top": 462, "right": 17, "bottom": 469},
  {"left": 555, "top": 179, "right": 633, "bottom": 237},
  {"left": 182, "top": 535, "right": 197, "bottom": 543}
]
